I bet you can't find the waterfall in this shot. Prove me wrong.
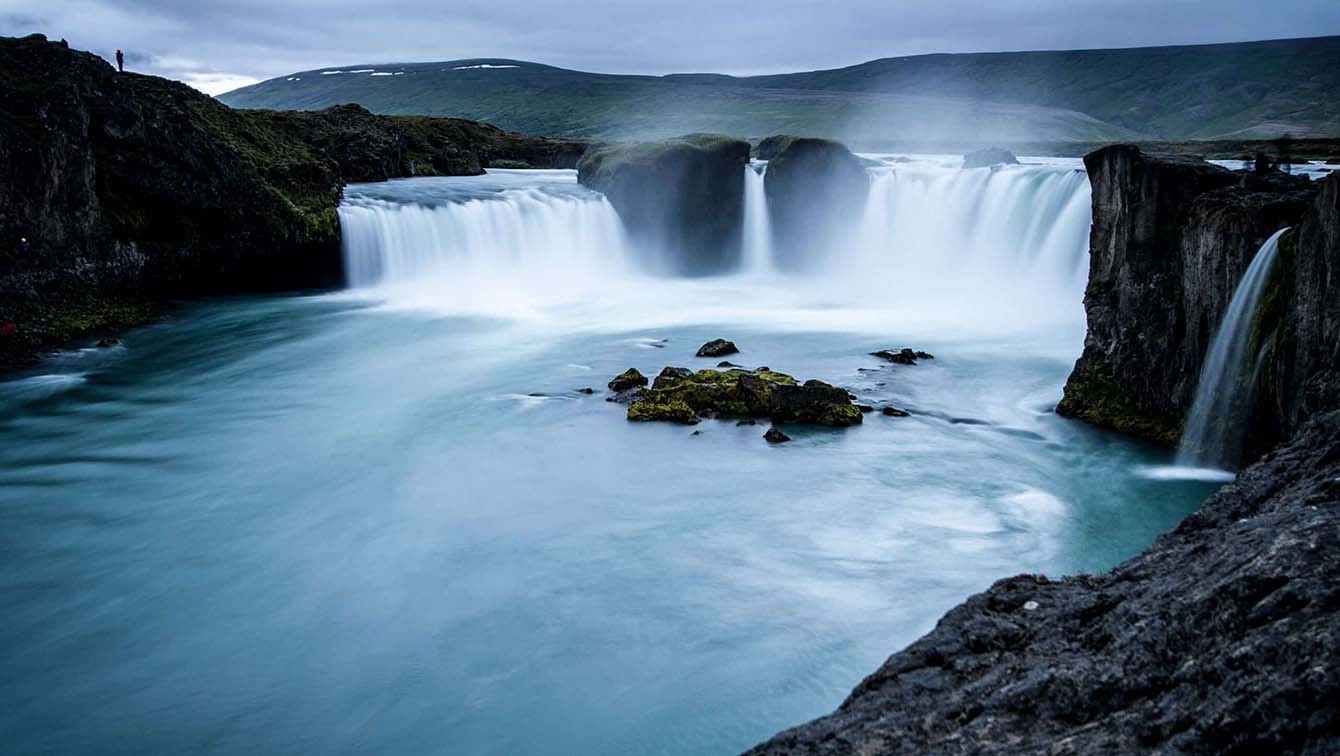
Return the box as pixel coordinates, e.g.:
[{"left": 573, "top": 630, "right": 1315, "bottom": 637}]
[
  {"left": 336, "top": 161, "right": 1092, "bottom": 327},
  {"left": 854, "top": 164, "right": 1091, "bottom": 294},
  {"left": 338, "top": 173, "right": 631, "bottom": 288},
  {"left": 741, "top": 162, "right": 772, "bottom": 273},
  {"left": 1175, "top": 228, "right": 1289, "bottom": 471}
]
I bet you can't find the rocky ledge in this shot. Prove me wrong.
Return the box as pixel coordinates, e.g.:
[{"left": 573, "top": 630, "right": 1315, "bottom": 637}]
[
  {"left": 748, "top": 410, "right": 1340, "bottom": 754},
  {"left": 762, "top": 136, "right": 870, "bottom": 271},
  {"left": 576, "top": 133, "right": 750, "bottom": 275},
  {"left": 1058, "top": 146, "right": 1338, "bottom": 461},
  {"left": 0, "top": 34, "right": 586, "bottom": 368}
]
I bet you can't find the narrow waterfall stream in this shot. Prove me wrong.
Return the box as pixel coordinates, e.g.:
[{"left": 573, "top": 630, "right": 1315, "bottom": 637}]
[{"left": 1174, "top": 228, "right": 1290, "bottom": 474}]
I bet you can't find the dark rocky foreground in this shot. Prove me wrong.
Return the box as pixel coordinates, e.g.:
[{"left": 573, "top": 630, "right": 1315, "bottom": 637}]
[
  {"left": 576, "top": 133, "right": 750, "bottom": 274},
  {"left": 0, "top": 34, "right": 585, "bottom": 367},
  {"left": 1058, "top": 146, "right": 1339, "bottom": 462},
  {"left": 747, "top": 410, "right": 1340, "bottom": 755}
]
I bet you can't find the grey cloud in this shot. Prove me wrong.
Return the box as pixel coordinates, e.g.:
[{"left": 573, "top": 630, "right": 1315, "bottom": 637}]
[{"left": 2, "top": 0, "right": 1338, "bottom": 94}]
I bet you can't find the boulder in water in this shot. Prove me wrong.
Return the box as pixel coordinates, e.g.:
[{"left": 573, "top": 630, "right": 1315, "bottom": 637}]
[
  {"left": 652, "top": 366, "right": 693, "bottom": 389},
  {"left": 608, "top": 368, "right": 648, "bottom": 392},
  {"left": 882, "top": 406, "right": 910, "bottom": 417},
  {"left": 769, "top": 380, "right": 864, "bottom": 427},
  {"left": 696, "top": 338, "right": 739, "bottom": 357},
  {"left": 962, "top": 148, "right": 1020, "bottom": 169},
  {"left": 577, "top": 134, "right": 750, "bottom": 274},
  {"left": 763, "top": 427, "right": 791, "bottom": 443},
  {"left": 871, "top": 348, "right": 924, "bottom": 365}
]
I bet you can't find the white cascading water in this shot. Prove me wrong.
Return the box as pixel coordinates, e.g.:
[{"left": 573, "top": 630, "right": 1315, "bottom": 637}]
[
  {"left": 853, "top": 164, "right": 1092, "bottom": 297},
  {"left": 740, "top": 161, "right": 773, "bottom": 273},
  {"left": 1175, "top": 228, "right": 1289, "bottom": 472},
  {"left": 339, "top": 183, "right": 629, "bottom": 287},
  {"left": 338, "top": 160, "right": 1092, "bottom": 329}
]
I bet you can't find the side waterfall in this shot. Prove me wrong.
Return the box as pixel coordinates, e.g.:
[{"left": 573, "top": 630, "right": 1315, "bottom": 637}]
[{"left": 1176, "top": 228, "right": 1289, "bottom": 471}]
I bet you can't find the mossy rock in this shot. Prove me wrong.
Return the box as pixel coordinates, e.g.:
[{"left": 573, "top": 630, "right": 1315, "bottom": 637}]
[
  {"left": 620, "top": 366, "right": 862, "bottom": 428},
  {"left": 1057, "top": 349, "right": 1181, "bottom": 445}
]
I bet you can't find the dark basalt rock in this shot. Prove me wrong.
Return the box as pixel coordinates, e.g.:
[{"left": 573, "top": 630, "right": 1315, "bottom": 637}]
[
  {"left": 717, "top": 361, "right": 743, "bottom": 368},
  {"left": 575, "top": 387, "right": 595, "bottom": 395},
  {"left": 763, "top": 136, "right": 870, "bottom": 271},
  {"left": 747, "top": 410, "right": 1340, "bottom": 755},
  {"left": 0, "top": 34, "right": 587, "bottom": 369},
  {"left": 696, "top": 338, "right": 739, "bottom": 357},
  {"left": 769, "top": 380, "right": 864, "bottom": 427},
  {"left": 576, "top": 133, "right": 750, "bottom": 275},
  {"left": 881, "top": 406, "right": 909, "bottom": 417},
  {"left": 607, "top": 368, "right": 648, "bottom": 392},
  {"left": 1057, "top": 145, "right": 1334, "bottom": 462},
  {"left": 618, "top": 366, "right": 863, "bottom": 428},
  {"left": 871, "top": 348, "right": 929, "bottom": 365},
  {"left": 652, "top": 366, "right": 693, "bottom": 389},
  {"left": 95, "top": 337, "right": 118, "bottom": 348},
  {"left": 763, "top": 427, "right": 791, "bottom": 443},
  {"left": 962, "top": 147, "right": 1020, "bottom": 169}
]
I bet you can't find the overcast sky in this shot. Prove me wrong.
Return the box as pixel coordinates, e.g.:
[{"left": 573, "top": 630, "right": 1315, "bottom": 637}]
[{"left": 4, "top": 0, "right": 1339, "bottom": 94}]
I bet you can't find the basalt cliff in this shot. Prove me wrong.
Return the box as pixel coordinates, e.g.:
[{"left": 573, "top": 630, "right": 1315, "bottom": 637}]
[
  {"left": 0, "top": 34, "right": 585, "bottom": 367},
  {"left": 749, "top": 149, "right": 1340, "bottom": 754},
  {"left": 1058, "top": 146, "right": 1339, "bottom": 463}
]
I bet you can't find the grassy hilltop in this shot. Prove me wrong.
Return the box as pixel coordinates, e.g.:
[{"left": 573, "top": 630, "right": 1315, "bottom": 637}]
[{"left": 219, "top": 36, "right": 1340, "bottom": 145}]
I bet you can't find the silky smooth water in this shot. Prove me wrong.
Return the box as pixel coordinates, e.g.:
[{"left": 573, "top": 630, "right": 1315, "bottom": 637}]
[{"left": 0, "top": 162, "right": 1216, "bottom": 756}]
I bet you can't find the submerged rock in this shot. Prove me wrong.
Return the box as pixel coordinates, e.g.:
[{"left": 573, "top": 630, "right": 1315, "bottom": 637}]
[
  {"left": 696, "top": 338, "right": 739, "bottom": 357},
  {"left": 95, "top": 337, "right": 119, "bottom": 348},
  {"left": 608, "top": 368, "right": 648, "bottom": 393},
  {"left": 871, "top": 348, "right": 928, "bottom": 365},
  {"left": 881, "top": 406, "right": 909, "bottom": 417},
  {"left": 962, "top": 147, "right": 1020, "bottom": 169},
  {"left": 717, "top": 361, "right": 743, "bottom": 368},
  {"left": 763, "top": 427, "right": 791, "bottom": 443},
  {"left": 652, "top": 366, "right": 693, "bottom": 389},
  {"left": 575, "top": 387, "right": 595, "bottom": 395}
]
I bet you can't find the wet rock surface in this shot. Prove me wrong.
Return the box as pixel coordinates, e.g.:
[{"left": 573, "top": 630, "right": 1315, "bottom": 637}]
[
  {"left": 608, "top": 368, "right": 648, "bottom": 392},
  {"left": 615, "top": 366, "right": 863, "bottom": 429},
  {"left": 871, "top": 348, "right": 933, "bottom": 365},
  {"left": 696, "top": 338, "right": 739, "bottom": 357},
  {"left": 747, "top": 410, "right": 1340, "bottom": 755}
]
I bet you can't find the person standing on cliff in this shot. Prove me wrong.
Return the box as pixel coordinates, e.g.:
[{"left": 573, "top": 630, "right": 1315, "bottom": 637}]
[{"left": 115, "top": 49, "right": 124, "bottom": 72}]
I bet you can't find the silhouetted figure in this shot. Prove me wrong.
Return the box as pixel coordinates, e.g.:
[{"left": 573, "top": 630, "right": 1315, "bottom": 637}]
[
  {"left": 1275, "top": 133, "right": 1295, "bottom": 174},
  {"left": 115, "top": 49, "right": 124, "bottom": 72}
]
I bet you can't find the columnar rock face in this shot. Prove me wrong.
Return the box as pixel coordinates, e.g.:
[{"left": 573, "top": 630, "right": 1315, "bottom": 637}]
[
  {"left": 762, "top": 137, "right": 869, "bottom": 271},
  {"left": 1057, "top": 145, "right": 1328, "bottom": 458},
  {"left": 576, "top": 133, "right": 751, "bottom": 275},
  {"left": 746, "top": 411, "right": 1340, "bottom": 755},
  {"left": 0, "top": 34, "right": 585, "bottom": 367}
]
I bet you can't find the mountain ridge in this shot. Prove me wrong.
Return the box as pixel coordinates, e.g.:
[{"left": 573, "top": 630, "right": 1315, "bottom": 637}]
[{"left": 220, "top": 35, "right": 1340, "bottom": 144}]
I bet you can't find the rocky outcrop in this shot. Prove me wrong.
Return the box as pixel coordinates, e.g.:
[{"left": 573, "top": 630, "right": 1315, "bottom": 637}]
[
  {"left": 0, "top": 34, "right": 585, "bottom": 368},
  {"left": 762, "top": 137, "right": 869, "bottom": 271},
  {"left": 1057, "top": 145, "right": 1328, "bottom": 456},
  {"left": 616, "top": 366, "right": 862, "bottom": 427},
  {"left": 696, "top": 338, "right": 739, "bottom": 357},
  {"left": 961, "top": 147, "right": 1019, "bottom": 169},
  {"left": 576, "top": 134, "right": 750, "bottom": 275},
  {"left": 747, "top": 409, "right": 1340, "bottom": 755}
]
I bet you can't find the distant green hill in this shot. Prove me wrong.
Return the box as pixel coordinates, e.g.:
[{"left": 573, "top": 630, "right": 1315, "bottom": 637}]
[{"left": 219, "top": 36, "right": 1340, "bottom": 144}]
